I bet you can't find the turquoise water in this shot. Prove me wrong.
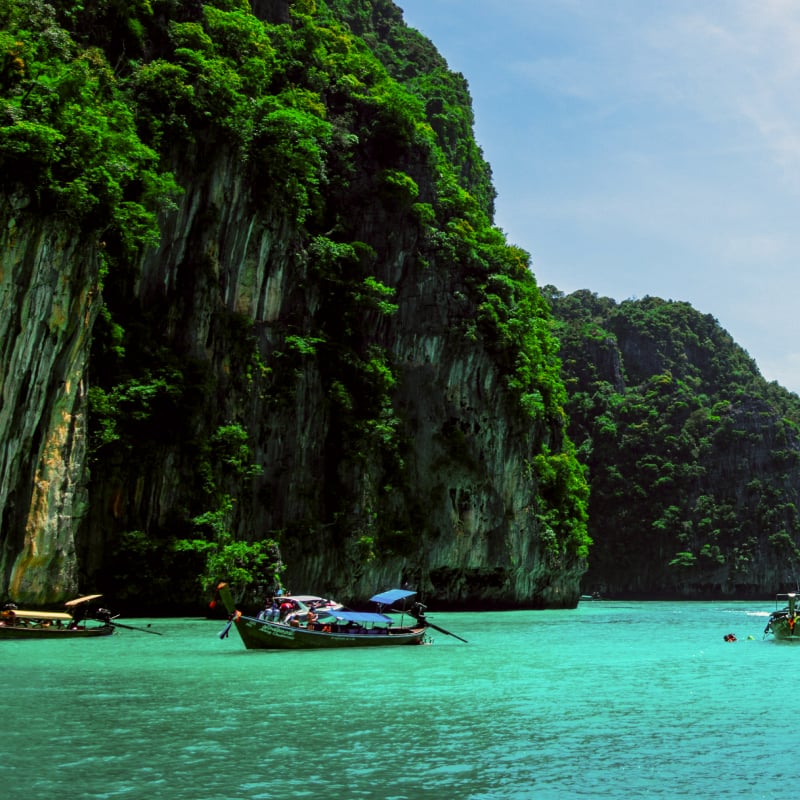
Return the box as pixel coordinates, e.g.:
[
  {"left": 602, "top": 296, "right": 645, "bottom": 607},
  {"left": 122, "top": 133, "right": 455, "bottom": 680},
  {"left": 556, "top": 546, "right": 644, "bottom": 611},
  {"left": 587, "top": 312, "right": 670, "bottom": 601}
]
[{"left": 1, "top": 601, "right": 794, "bottom": 799}]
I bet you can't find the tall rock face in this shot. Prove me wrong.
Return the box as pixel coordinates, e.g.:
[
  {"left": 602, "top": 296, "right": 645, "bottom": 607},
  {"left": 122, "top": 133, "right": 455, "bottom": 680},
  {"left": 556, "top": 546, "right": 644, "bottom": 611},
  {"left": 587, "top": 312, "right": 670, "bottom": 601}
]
[
  {"left": 548, "top": 289, "right": 800, "bottom": 598},
  {"left": 0, "top": 195, "right": 101, "bottom": 603},
  {"left": 84, "top": 139, "right": 585, "bottom": 611},
  {"left": 0, "top": 1, "right": 588, "bottom": 610}
]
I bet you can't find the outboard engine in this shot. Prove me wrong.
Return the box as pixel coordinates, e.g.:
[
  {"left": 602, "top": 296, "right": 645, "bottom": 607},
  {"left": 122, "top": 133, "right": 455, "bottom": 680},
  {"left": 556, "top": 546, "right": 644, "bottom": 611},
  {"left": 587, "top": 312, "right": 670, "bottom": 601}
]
[
  {"left": 410, "top": 601, "right": 427, "bottom": 625},
  {"left": 95, "top": 608, "right": 114, "bottom": 624}
]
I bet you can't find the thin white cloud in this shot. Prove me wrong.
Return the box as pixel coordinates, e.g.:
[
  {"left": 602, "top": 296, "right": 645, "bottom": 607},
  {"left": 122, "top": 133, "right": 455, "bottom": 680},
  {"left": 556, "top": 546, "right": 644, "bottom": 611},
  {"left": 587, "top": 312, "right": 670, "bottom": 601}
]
[{"left": 647, "top": 3, "right": 800, "bottom": 173}]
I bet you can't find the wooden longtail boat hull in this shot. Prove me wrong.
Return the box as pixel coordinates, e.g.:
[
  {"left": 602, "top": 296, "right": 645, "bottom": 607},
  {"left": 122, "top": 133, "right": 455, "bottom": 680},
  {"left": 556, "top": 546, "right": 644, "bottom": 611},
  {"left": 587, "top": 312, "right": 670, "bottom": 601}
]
[
  {"left": 768, "top": 621, "right": 800, "bottom": 641},
  {"left": 0, "top": 625, "right": 115, "bottom": 639},
  {"left": 1, "top": 596, "right": 117, "bottom": 639},
  {"left": 216, "top": 583, "right": 431, "bottom": 650},
  {"left": 764, "top": 592, "right": 800, "bottom": 641},
  {"left": 232, "top": 614, "right": 426, "bottom": 650}
]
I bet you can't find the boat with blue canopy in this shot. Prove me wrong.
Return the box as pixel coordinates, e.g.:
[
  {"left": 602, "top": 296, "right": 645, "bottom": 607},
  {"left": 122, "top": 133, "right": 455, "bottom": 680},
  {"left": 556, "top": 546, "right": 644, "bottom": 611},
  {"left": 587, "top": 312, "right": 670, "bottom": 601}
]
[
  {"left": 215, "top": 583, "right": 465, "bottom": 649},
  {"left": 371, "top": 589, "right": 417, "bottom": 606}
]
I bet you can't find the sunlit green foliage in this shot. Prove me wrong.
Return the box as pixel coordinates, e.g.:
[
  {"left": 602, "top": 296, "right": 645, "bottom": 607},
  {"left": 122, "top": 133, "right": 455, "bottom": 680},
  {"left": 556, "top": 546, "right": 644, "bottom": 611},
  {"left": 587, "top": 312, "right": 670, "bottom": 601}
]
[
  {"left": 175, "top": 423, "right": 272, "bottom": 593},
  {"left": 87, "top": 368, "right": 185, "bottom": 450},
  {"left": 0, "top": 1, "right": 179, "bottom": 253}
]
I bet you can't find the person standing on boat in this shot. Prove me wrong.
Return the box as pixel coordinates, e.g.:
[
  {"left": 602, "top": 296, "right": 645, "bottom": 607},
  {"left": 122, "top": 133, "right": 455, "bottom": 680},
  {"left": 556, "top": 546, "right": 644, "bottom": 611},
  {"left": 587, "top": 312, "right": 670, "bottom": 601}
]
[
  {"left": 70, "top": 603, "right": 86, "bottom": 629},
  {"left": 306, "top": 609, "right": 318, "bottom": 630}
]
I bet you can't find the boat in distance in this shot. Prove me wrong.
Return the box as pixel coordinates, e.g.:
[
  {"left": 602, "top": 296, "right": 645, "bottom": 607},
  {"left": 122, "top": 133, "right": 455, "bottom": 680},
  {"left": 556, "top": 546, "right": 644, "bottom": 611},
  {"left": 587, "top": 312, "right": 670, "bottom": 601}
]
[
  {"left": 0, "top": 593, "right": 163, "bottom": 639},
  {"left": 216, "top": 582, "right": 467, "bottom": 649},
  {"left": 0, "top": 594, "right": 115, "bottom": 639},
  {"left": 764, "top": 592, "right": 800, "bottom": 641}
]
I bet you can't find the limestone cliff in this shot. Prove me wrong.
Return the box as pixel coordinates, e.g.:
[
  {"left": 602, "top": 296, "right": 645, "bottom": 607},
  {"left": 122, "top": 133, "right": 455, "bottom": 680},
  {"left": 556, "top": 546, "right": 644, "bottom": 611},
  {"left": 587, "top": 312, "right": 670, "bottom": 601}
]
[
  {"left": 0, "top": 0, "right": 588, "bottom": 610},
  {"left": 0, "top": 193, "right": 101, "bottom": 600}
]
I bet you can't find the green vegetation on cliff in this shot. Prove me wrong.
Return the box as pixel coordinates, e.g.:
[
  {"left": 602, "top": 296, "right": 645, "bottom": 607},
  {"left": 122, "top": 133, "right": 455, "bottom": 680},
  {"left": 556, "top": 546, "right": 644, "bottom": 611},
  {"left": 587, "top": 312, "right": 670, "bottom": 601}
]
[
  {"left": 548, "top": 288, "right": 800, "bottom": 597},
  {"left": 0, "top": 0, "right": 180, "bottom": 254},
  {"left": 0, "top": 0, "right": 588, "bottom": 608}
]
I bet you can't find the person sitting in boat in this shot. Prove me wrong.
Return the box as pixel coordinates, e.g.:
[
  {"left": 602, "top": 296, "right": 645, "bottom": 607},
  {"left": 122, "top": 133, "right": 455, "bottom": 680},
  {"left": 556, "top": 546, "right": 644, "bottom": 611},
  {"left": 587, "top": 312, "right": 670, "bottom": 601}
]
[
  {"left": 279, "top": 600, "right": 293, "bottom": 621},
  {"left": 1, "top": 603, "right": 16, "bottom": 626}
]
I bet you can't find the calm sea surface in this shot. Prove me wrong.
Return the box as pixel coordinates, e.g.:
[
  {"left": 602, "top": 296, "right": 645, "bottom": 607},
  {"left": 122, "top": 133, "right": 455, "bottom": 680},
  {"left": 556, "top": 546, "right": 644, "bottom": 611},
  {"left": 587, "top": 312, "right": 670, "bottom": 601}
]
[{"left": 1, "top": 600, "right": 795, "bottom": 799}]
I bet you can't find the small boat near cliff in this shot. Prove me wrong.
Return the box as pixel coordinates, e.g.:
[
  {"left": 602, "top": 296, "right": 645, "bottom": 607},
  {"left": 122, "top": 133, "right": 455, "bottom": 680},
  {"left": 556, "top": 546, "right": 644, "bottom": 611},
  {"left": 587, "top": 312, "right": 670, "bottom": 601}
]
[
  {"left": 763, "top": 593, "right": 800, "bottom": 641},
  {"left": 0, "top": 594, "right": 115, "bottom": 639},
  {"left": 216, "top": 582, "right": 466, "bottom": 650},
  {"left": 0, "top": 593, "right": 162, "bottom": 639}
]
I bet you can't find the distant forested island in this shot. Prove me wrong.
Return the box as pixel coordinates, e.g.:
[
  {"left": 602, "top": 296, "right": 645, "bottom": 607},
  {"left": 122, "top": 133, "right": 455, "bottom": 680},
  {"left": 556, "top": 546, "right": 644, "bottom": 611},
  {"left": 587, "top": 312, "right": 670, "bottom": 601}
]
[{"left": 548, "top": 289, "right": 800, "bottom": 597}]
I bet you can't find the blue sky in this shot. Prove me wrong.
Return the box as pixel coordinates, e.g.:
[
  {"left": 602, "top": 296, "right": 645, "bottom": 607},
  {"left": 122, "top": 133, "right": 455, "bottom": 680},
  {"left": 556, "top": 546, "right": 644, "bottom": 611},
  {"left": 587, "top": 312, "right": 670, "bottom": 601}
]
[{"left": 397, "top": 0, "right": 800, "bottom": 394}]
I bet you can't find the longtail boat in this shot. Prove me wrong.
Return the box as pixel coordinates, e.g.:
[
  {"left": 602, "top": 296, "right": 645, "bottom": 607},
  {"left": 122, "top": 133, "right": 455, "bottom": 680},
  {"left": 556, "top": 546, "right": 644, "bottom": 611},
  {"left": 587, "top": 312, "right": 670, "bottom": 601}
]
[
  {"left": 0, "top": 594, "right": 115, "bottom": 639},
  {"left": 764, "top": 593, "right": 800, "bottom": 641},
  {"left": 216, "top": 582, "right": 467, "bottom": 650}
]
